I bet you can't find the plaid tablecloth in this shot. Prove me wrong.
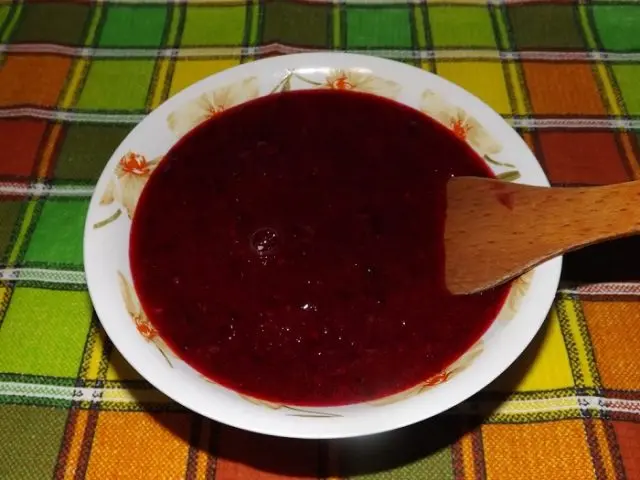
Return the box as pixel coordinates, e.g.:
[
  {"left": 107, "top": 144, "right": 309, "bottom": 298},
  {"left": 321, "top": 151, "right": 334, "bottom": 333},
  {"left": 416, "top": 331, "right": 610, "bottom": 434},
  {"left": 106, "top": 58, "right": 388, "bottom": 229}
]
[{"left": 1, "top": 0, "right": 640, "bottom": 478}]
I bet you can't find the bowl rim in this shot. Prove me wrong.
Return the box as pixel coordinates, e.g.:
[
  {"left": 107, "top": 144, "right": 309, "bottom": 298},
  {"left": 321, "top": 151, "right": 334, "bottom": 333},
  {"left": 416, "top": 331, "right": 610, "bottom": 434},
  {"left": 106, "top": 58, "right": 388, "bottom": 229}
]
[{"left": 83, "top": 52, "right": 562, "bottom": 439}]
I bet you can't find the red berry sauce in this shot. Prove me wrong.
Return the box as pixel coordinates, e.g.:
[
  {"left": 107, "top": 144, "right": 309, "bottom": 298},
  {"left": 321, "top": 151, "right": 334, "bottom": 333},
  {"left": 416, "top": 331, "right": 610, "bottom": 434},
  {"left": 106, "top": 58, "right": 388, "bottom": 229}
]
[{"left": 130, "top": 89, "right": 510, "bottom": 406}]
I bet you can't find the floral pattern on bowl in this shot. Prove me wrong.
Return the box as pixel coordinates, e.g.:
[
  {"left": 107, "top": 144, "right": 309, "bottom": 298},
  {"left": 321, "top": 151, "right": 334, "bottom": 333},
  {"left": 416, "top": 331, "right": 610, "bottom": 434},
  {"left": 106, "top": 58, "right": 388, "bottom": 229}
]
[
  {"left": 419, "top": 89, "right": 520, "bottom": 181},
  {"left": 84, "top": 53, "right": 561, "bottom": 439},
  {"left": 94, "top": 152, "right": 160, "bottom": 229},
  {"left": 167, "top": 77, "right": 260, "bottom": 138},
  {"left": 117, "top": 271, "right": 174, "bottom": 365},
  {"left": 368, "top": 340, "right": 485, "bottom": 406}
]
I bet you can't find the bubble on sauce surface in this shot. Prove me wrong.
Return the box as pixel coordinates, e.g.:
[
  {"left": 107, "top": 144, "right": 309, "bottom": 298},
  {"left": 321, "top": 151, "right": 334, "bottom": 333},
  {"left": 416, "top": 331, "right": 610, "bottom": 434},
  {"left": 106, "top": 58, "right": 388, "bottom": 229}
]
[{"left": 250, "top": 227, "right": 280, "bottom": 256}]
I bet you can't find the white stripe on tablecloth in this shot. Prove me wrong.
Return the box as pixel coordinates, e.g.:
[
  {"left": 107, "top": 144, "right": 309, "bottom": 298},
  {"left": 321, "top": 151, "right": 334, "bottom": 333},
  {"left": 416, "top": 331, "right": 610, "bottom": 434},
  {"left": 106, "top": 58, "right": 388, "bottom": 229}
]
[
  {"left": 0, "top": 182, "right": 95, "bottom": 197},
  {"left": 0, "top": 268, "right": 86, "bottom": 285},
  {"left": 1, "top": 380, "right": 639, "bottom": 418},
  {"left": 2, "top": 106, "right": 639, "bottom": 129},
  {"left": 1, "top": 42, "right": 640, "bottom": 62}
]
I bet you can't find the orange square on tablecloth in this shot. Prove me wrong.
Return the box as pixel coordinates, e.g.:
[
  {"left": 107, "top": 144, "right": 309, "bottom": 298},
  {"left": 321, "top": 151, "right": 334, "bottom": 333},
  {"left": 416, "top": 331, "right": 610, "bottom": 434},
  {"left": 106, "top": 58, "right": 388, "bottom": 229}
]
[
  {"left": 581, "top": 300, "right": 640, "bottom": 390},
  {"left": 482, "top": 421, "right": 594, "bottom": 479},
  {"left": 0, "top": 119, "right": 48, "bottom": 178},
  {"left": 85, "top": 411, "right": 191, "bottom": 479},
  {"left": 613, "top": 422, "right": 640, "bottom": 479},
  {"left": 538, "top": 131, "right": 631, "bottom": 185},
  {"left": 0, "top": 54, "right": 72, "bottom": 107},
  {"left": 522, "top": 62, "right": 606, "bottom": 115}
]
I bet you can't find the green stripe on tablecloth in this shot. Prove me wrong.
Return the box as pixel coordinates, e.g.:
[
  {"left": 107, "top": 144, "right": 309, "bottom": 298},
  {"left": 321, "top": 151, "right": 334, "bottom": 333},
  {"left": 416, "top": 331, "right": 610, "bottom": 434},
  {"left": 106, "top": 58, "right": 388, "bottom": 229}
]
[
  {"left": 58, "top": 2, "right": 106, "bottom": 111},
  {"left": 577, "top": 2, "right": 622, "bottom": 116},
  {"left": 331, "top": 0, "right": 342, "bottom": 50},
  {"left": 494, "top": 4, "right": 532, "bottom": 119},
  {"left": 147, "top": 1, "right": 181, "bottom": 109},
  {"left": 0, "top": 5, "right": 10, "bottom": 35},
  {"left": 241, "top": 0, "right": 261, "bottom": 62},
  {"left": 0, "top": 0, "right": 22, "bottom": 44},
  {"left": 416, "top": 2, "right": 435, "bottom": 71},
  {"left": 410, "top": 3, "right": 428, "bottom": 69}
]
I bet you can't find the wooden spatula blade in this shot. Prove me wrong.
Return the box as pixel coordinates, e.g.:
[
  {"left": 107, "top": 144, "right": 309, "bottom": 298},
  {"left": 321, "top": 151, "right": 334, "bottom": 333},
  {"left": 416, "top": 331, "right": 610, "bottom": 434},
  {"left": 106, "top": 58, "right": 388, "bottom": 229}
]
[{"left": 445, "top": 177, "right": 640, "bottom": 295}]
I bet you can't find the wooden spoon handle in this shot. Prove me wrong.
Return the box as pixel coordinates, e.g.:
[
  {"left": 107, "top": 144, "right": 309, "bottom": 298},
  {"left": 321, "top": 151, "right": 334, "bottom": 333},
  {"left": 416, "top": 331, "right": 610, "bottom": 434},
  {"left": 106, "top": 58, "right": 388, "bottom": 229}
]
[
  {"left": 445, "top": 178, "right": 640, "bottom": 294},
  {"left": 520, "top": 180, "right": 640, "bottom": 243}
]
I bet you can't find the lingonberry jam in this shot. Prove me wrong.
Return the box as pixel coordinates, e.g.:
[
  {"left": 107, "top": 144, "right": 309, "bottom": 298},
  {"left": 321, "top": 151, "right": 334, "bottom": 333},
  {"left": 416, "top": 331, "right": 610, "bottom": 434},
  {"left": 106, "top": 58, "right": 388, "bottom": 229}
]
[{"left": 130, "top": 89, "right": 509, "bottom": 406}]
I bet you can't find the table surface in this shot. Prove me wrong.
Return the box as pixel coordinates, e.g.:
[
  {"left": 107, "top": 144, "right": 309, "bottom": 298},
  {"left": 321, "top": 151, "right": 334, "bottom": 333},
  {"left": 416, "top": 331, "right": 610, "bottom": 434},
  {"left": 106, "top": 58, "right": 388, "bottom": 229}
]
[{"left": 1, "top": 1, "right": 640, "bottom": 479}]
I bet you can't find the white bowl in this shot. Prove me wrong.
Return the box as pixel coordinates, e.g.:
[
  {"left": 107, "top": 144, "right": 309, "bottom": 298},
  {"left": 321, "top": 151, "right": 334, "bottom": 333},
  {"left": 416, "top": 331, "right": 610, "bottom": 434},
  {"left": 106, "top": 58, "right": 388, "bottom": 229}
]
[{"left": 83, "top": 52, "right": 561, "bottom": 439}]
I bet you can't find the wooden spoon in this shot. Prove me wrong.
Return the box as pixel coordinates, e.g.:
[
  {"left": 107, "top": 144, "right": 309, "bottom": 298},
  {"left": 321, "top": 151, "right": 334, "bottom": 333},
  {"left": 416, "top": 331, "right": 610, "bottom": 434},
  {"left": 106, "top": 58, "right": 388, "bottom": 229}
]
[{"left": 445, "top": 177, "right": 640, "bottom": 295}]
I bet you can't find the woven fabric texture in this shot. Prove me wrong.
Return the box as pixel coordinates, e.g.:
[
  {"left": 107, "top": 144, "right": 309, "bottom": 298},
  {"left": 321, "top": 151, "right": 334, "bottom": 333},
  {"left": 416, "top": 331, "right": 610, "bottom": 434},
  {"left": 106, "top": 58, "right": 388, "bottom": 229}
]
[{"left": 0, "top": 1, "right": 639, "bottom": 478}]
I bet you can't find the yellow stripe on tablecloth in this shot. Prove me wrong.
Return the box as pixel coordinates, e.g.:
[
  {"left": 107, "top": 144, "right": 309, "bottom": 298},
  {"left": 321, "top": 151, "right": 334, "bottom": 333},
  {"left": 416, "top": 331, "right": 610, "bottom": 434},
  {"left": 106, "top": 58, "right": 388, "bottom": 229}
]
[
  {"left": 149, "top": 2, "right": 184, "bottom": 109},
  {"left": 59, "top": 58, "right": 91, "bottom": 110},
  {"left": 0, "top": 286, "right": 9, "bottom": 319},
  {"left": 150, "top": 59, "right": 173, "bottom": 109},
  {"left": 558, "top": 296, "right": 599, "bottom": 389},
  {"left": 618, "top": 131, "right": 640, "bottom": 179},
  {"left": 576, "top": 3, "right": 620, "bottom": 116},
  {"left": 503, "top": 60, "right": 528, "bottom": 117},
  {"left": 36, "top": 123, "right": 64, "bottom": 179},
  {"left": 101, "top": 386, "right": 172, "bottom": 405},
  {"left": 459, "top": 432, "right": 477, "bottom": 480},
  {"left": 492, "top": 396, "right": 581, "bottom": 417},
  {"left": 6, "top": 200, "right": 37, "bottom": 264},
  {"left": 38, "top": 3, "right": 106, "bottom": 181},
  {"left": 58, "top": 2, "right": 105, "bottom": 109},
  {"left": 83, "top": 324, "right": 109, "bottom": 380},
  {"left": 490, "top": 307, "right": 574, "bottom": 392},
  {"left": 492, "top": 6, "right": 529, "bottom": 117}
]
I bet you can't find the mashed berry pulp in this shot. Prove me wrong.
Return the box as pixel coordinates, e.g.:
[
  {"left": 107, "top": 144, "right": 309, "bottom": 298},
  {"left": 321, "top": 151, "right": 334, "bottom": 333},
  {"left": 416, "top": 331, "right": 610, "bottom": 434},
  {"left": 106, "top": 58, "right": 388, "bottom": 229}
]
[{"left": 130, "top": 89, "right": 510, "bottom": 406}]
